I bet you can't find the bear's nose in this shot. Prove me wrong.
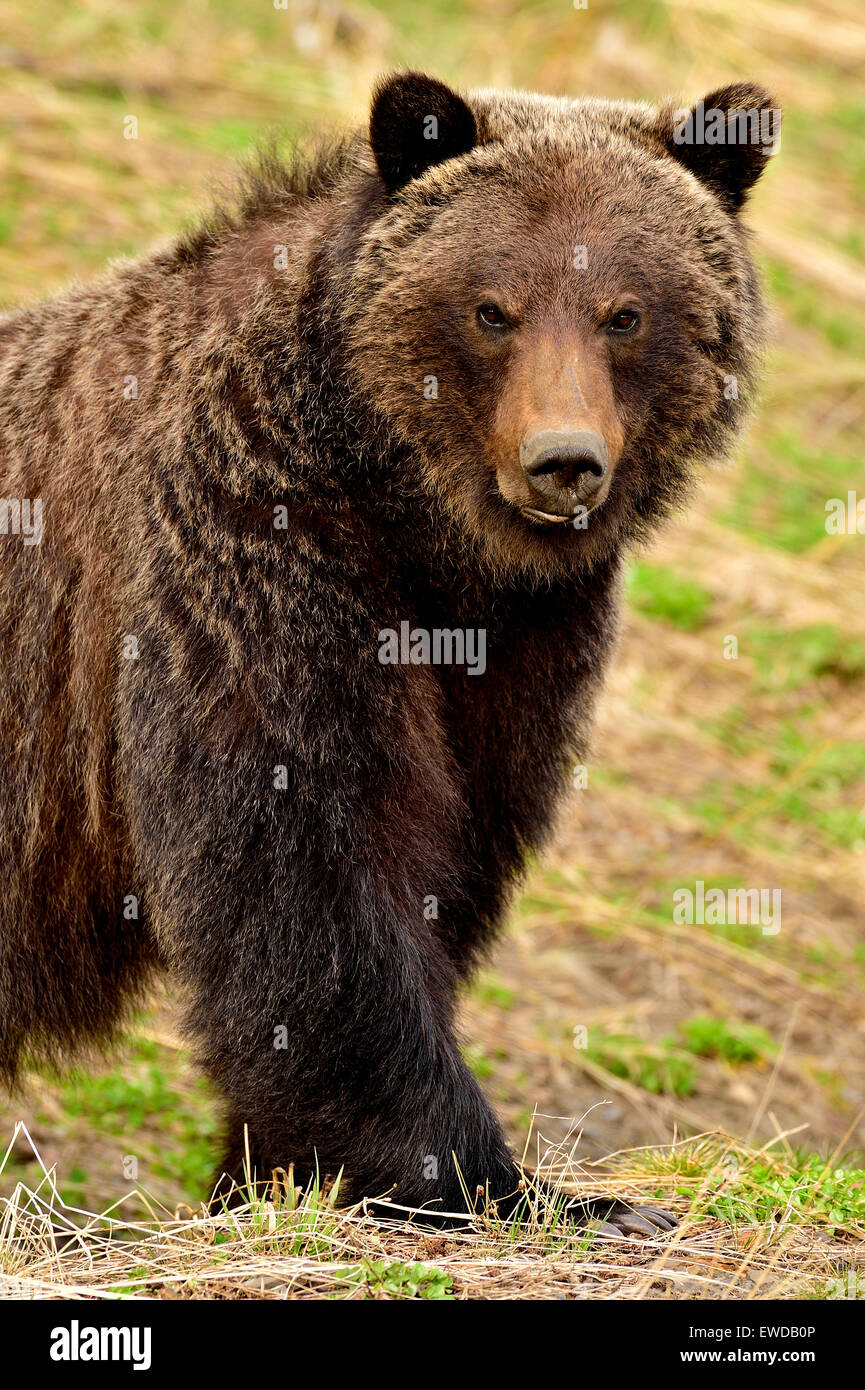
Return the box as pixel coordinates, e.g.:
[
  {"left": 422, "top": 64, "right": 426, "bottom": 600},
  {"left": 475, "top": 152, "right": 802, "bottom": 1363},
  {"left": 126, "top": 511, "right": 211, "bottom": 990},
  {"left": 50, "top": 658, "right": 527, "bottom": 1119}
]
[{"left": 520, "top": 429, "right": 609, "bottom": 506}]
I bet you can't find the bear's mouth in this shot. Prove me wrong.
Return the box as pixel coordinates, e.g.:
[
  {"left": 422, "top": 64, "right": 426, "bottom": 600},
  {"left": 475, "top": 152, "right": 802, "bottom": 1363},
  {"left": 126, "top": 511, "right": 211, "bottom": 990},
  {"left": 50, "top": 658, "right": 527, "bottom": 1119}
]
[
  {"left": 520, "top": 506, "right": 574, "bottom": 525},
  {"left": 519, "top": 493, "right": 609, "bottom": 525}
]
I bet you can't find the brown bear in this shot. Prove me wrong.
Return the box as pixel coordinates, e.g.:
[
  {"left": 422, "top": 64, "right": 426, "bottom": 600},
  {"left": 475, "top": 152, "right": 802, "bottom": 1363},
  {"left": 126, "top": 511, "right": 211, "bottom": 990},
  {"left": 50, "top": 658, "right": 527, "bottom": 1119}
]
[{"left": 0, "top": 72, "right": 779, "bottom": 1231}]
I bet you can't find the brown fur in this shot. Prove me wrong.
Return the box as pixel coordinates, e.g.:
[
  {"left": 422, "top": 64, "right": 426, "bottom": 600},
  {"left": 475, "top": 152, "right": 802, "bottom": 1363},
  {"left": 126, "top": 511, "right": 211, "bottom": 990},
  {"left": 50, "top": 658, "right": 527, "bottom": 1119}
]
[{"left": 0, "top": 74, "right": 779, "bottom": 1220}]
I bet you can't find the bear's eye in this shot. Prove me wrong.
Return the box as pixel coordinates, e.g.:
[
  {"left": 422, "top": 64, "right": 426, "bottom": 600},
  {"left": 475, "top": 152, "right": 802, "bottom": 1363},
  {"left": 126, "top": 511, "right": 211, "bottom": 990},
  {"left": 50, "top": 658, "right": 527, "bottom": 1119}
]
[
  {"left": 608, "top": 309, "right": 641, "bottom": 334},
  {"left": 477, "top": 303, "right": 509, "bottom": 330}
]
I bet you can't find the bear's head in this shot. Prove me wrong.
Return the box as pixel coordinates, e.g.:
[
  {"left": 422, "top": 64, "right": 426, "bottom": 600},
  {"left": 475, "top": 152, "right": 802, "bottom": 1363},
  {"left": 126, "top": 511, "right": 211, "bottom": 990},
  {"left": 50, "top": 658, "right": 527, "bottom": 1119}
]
[{"left": 345, "top": 72, "right": 780, "bottom": 578}]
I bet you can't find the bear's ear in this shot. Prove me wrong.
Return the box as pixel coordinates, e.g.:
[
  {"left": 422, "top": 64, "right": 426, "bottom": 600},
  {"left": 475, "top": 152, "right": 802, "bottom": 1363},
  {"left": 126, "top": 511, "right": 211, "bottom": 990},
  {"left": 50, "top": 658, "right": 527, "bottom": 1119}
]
[
  {"left": 665, "top": 82, "right": 781, "bottom": 212},
  {"left": 369, "top": 71, "right": 477, "bottom": 193}
]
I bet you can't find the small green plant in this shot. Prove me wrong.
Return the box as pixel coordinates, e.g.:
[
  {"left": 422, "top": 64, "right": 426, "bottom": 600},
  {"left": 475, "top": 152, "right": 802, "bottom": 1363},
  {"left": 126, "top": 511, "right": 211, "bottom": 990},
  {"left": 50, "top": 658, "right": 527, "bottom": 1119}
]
[
  {"left": 463, "top": 1043, "right": 496, "bottom": 1079},
  {"left": 706, "top": 1154, "right": 865, "bottom": 1234},
  {"left": 336, "top": 1260, "right": 453, "bottom": 1300},
  {"left": 473, "top": 973, "right": 516, "bottom": 1010},
  {"left": 626, "top": 562, "right": 713, "bottom": 632},
  {"left": 678, "top": 1016, "right": 776, "bottom": 1064},
  {"left": 584, "top": 1029, "right": 696, "bottom": 1097},
  {"left": 744, "top": 622, "right": 865, "bottom": 693}
]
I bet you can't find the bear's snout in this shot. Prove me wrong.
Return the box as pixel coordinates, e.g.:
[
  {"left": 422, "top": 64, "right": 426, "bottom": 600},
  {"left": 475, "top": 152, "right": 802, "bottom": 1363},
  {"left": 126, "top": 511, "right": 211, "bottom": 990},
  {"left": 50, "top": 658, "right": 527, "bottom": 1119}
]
[{"left": 519, "top": 428, "right": 609, "bottom": 518}]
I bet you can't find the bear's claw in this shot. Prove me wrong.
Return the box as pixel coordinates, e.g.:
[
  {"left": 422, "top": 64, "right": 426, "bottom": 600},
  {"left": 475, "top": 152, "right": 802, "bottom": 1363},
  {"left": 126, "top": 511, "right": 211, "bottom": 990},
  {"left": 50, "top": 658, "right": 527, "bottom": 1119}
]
[{"left": 578, "top": 1200, "right": 678, "bottom": 1239}]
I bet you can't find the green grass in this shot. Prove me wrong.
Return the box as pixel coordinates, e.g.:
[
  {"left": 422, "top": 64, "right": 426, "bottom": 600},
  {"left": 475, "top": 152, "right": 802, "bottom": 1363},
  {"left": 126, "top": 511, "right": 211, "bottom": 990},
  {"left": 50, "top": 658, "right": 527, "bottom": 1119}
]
[
  {"left": 584, "top": 1028, "right": 697, "bottom": 1097},
  {"left": 678, "top": 1015, "right": 776, "bottom": 1064},
  {"left": 705, "top": 1154, "right": 865, "bottom": 1235},
  {"left": 764, "top": 258, "right": 865, "bottom": 355},
  {"left": 582, "top": 1018, "right": 776, "bottom": 1101},
  {"left": 726, "top": 430, "right": 865, "bottom": 554},
  {"left": 746, "top": 623, "right": 865, "bottom": 691},
  {"left": 472, "top": 973, "right": 517, "bottom": 1010},
  {"left": 463, "top": 1043, "right": 498, "bottom": 1079},
  {"left": 627, "top": 1137, "right": 865, "bottom": 1238},
  {"left": 782, "top": 102, "right": 865, "bottom": 202},
  {"left": 693, "top": 732, "right": 865, "bottom": 852},
  {"left": 626, "top": 561, "right": 713, "bottom": 631},
  {"left": 24, "top": 1034, "right": 222, "bottom": 1205},
  {"left": 334, "top": 1259, "right": 454, "bottom": 1300}
]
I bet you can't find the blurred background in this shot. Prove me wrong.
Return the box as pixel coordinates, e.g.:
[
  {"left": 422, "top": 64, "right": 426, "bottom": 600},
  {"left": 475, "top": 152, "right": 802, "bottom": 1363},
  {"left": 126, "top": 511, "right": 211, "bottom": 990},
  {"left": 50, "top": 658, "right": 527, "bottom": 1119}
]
[{"left": 1, "top": 0, "right": 864, "bottom": 1216}]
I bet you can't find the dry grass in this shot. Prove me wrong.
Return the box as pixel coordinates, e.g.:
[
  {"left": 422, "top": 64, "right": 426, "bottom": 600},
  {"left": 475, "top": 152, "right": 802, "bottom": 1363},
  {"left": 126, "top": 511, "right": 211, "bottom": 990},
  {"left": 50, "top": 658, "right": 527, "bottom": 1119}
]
[{"left": 3, "top": 1122, "right": 862, "bottom": 1300}]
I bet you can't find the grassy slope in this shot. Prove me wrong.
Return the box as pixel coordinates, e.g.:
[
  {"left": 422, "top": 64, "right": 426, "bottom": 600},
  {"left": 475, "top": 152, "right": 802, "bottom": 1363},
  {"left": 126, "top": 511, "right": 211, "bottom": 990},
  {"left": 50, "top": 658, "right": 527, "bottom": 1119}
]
[{"left": 1, "top": 0, "right": 864, "bottom": 1297}]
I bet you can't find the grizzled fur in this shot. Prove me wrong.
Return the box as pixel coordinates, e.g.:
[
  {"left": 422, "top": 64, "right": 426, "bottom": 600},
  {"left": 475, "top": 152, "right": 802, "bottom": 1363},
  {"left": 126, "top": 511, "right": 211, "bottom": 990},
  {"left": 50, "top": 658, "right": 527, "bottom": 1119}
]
[{"left": 0, "top": 74, "right": 778, "bottom": 1218}]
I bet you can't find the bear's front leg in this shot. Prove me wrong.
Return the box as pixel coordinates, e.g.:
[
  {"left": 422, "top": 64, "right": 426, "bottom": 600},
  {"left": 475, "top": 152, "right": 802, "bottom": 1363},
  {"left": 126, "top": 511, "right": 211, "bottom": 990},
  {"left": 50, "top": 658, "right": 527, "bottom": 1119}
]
[
  {"left": 121, "top": 603, "right": 674, "bottom": 1234},
  {"left": 121, "top": 619, "right": 521, "bottom": 1220},
  {"left": 196, "top": 907, "right": 522, "bottom": 1217}
]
